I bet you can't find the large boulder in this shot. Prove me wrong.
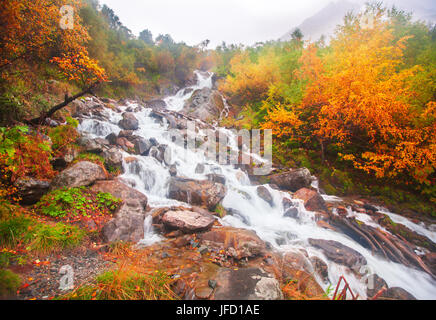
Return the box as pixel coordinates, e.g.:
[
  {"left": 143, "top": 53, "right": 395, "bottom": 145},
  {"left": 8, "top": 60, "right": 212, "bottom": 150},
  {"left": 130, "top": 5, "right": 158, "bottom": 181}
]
[
  {"left": 168, "top": 177, "right": 227, "bottom": 210},
  {"left": 308, "top": 239, "right": 367, "bottom": 269},
  {"left": 377, "top": 287, "right": 416, "bottom": 300},
  {"left": 130, "top": 136, "right": 152, "bottom": 156},
  {"left": 51, "top": 161, "right": 106, "bottom": 189},
  {"left": 181, "top": 88, "right": 225, "bottom": 122},
  {"left": 90, "top": 178, "right": 148, "bottom": 209},
  {"left": 293, "top": 188, "right": 328, "bottom": 212},
  {"left": 77, "top": 136, "right": 109, "bottom": 154},
  {"left": 118, "top": 112, "right": 139, "bottom": 130},
  {"left": 14, "top": 177, "right": 50, "bottom": 205},
  {"left": 161, "top": 210, "right": 215, "bottom": 233},
  {"left": 199, "top": 226, "right": 266, "bottom": 260},
  {"left": 101, "top": 202, "right": 146, "bottom": 243},
  {"left": 146, "top": 99, "right": 167, "bottom": 110},
  {"left": 269, "top": 168, "right": 312, "bottom": 192},
  {"left": 91, "top": 179, "right": 148, "bottom": 243},
  {"left": 213, "top": 268, "right": 283, "bottom": 300}
]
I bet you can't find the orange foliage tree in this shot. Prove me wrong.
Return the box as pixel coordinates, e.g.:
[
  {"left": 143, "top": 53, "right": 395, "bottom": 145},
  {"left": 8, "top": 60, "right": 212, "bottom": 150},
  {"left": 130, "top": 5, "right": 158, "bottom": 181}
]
[
  {"left": 264, "top": 8, "right": 435, "bottom": 189},
  {"left": 0, "top": 0, "right": 89, "bottom": 70},
  {"left": 51, "top": 51, "right": 108, "bottom": 87}
]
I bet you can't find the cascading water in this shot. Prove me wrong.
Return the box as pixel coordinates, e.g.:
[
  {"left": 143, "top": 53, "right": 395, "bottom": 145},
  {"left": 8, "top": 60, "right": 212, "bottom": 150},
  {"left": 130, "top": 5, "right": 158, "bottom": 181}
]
[{"left": 77, "top": 71, "right": 436, "bottom": 300}]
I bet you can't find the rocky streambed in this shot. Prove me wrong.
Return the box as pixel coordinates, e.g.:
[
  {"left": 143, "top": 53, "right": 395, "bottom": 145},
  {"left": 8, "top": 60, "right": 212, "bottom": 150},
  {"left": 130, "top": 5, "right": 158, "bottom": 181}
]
[{"left": 14, "top": 71, "right": 436, "bottom": 300}]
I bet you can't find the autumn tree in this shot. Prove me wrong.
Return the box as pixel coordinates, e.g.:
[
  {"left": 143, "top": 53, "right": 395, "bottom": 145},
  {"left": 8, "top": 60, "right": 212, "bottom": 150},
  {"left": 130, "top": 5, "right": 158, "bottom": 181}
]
[
  {"left": 0, "top": 0, "right": 89, "bottom": 71},
  {"left": 292, "top": 7, "right": 435, "bottom": 189},
  {"left": 30, "top": 51, "right": 108, "bottom": 124}
]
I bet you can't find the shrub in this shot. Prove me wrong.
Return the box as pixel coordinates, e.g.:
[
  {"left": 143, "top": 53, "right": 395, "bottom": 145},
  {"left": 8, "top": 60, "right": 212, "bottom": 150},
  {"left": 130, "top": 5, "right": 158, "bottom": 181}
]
[
  {"left": 0, "top": 126, "right": 55, "bottom": 202},
  {"left": 47, "top": 121, "right": 79, "bottom": 156}
]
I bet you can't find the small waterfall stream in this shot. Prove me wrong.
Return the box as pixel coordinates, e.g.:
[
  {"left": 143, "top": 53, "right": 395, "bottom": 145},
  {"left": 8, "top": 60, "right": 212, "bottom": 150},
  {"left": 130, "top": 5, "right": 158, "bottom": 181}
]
[{"left": 77, "top": 71, "right": 436, "bottom": 300}]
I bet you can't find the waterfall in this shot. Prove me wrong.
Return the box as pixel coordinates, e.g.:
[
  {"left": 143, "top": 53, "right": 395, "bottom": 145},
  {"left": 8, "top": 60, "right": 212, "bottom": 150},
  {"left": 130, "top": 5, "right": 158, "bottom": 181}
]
[{"left": 77, "top": 71, "right": 436, "bottom": 300}]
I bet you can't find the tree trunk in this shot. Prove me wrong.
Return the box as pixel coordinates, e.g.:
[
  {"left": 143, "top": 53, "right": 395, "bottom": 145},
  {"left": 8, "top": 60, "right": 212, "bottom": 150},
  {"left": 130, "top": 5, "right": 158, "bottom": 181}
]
[{"left": 28, "top": 82, "right": 100, "bottom": 125}]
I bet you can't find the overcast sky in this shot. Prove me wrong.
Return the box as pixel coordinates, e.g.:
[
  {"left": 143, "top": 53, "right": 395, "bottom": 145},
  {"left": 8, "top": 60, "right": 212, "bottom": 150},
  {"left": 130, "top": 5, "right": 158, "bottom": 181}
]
[{"left": 98, "top": 0, "right": 431, "bottom": 47}]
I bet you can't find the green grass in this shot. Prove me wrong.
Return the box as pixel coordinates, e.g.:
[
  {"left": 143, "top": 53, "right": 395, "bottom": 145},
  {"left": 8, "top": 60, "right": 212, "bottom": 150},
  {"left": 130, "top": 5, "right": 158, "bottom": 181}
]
[
  {"left": 61, "top": 269, "right": 178, "bottom": 300},
  {"left": 0, "top": 215, "right": 85, "bottom": 254}
]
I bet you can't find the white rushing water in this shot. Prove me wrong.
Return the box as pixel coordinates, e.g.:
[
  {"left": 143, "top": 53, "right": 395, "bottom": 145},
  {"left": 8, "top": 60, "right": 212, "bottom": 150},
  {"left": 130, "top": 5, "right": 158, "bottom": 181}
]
[{"left": 77, "top": 71, "right": 436, "bottom": 300}]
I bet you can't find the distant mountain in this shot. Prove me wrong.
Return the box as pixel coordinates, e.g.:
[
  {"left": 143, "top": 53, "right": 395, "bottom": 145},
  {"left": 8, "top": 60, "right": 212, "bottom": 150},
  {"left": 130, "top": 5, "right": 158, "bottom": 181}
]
[
  {"left": 280, "top": 0, "right": 361, "bottom": 42},
  {"left": 280, "top": 0, "right": 436, "bottom": 43}
]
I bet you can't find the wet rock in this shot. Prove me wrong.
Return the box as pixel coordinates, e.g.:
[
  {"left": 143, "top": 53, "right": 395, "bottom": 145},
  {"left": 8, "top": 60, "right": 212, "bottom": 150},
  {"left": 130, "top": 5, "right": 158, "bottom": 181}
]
[
  {"left": 106, "top": 133, "right": 118, "bottom": 145},
  {"left": 284, "top": 207, "right": 299, "bottom": 219},
  {"left": 161, "top": 210, "right": 215, "bottom": 233},
  {"left": 158, "top": 144, "right": 171, "bottom": 165},
  {"left": 168, "top": 177, "right": 227, "bottom": 211},
  {"left": 146, "top": 99, "right": 167, "bottom": 110},
  {"left": 283, "top": 250, "right": 313, "bottom": 272},
  {"left": 199, "top": 226, "right": 266, "bottom": 259},
  {"left": 183, "top": 88, "right": 194, "bottom": 95},
  {"left": 309, "top": 256, "right": 329, "bottom": 282},
  {"left": 116, "top": 137, "right": 135, "bottom": 152},
  {"left": 102, "top": 147, "right": 123, "bottom": 172},
  {"left": 195, "top": 163, "right": 205, "bottom": 174},
  {"left": 149, "top": 137, "right": 159, "bottom": 146},
  {"left": 256, "top": 186, "right": 274, "bottom": 207},
  {"left": 226, "top": 208, "right": 250, "bottom": 225},
  {"left": 377, "top": 287, "right": 416, "bottom": 300},
  {"left": 422, "top": 253, "right": 436, "bottom": 275},
  {"left": 336, "top": 206, "right": 348, "bottom": 216},
  {"left": 101, "top": 202, "right": 145, "bottom": 243},
  {"left": 206, "top": 173, "right": 226, "bottom": 185},
  {"left": 169, "top": 164, "right": 177, "bottom": 177},
  {"left": 182, "top": 88, "right": 225, "bottom": 122},
  {"left": 14, "top": 177, "right": 50, "bottom": 205},
  {"left": 118, "top": 112, "right": 139, "bottom": 130},
  {"left": 148, "top": 146, "right": 163, "bottom": 162},
  {"left": 131, "top": 136, "right": 152, "bottom": 155},
  {"left": 293, "top": 188, "right": 328, "bottom": 212},
  {"left": 90, "top": 178, "right": 148, "bottom": 209},
  {"left": 77, "top": 136, "right": 109, "bottom": 154},
  {"left": 282, "top": 198, "right": 294, "bottom": 211},
  {"left": 51, "top": 161, "right": 106, "bottom": 189},
  {"left": 363, "top": 203, "right": 378, "bottom": 212},
  {"left": 118, "top": 130, "right": 134, "bottom": 138},
  {"left": 316, "top": 220, "right": 337, "bottom": 231},
  {"left": 269, "top": 168, "right": 312, "bottom": 192},
  {"left": 366, "top": 274, "right": 388, "bottom": 298},
  {"left": 213, "top": 268, "right": 283, "bottom": 300},
  {"left": 308, "top": 239, "right": 367, "bottom": 269},
  {"left": 93, "top": 179, "right": 148, "bottom": 243}
]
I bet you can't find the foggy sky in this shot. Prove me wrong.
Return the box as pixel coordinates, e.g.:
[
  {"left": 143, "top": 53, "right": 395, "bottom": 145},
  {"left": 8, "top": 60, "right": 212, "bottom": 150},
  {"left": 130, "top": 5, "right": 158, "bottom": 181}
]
[{"left": 98, "top": 0, "right": 433, "bottom": 48}]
